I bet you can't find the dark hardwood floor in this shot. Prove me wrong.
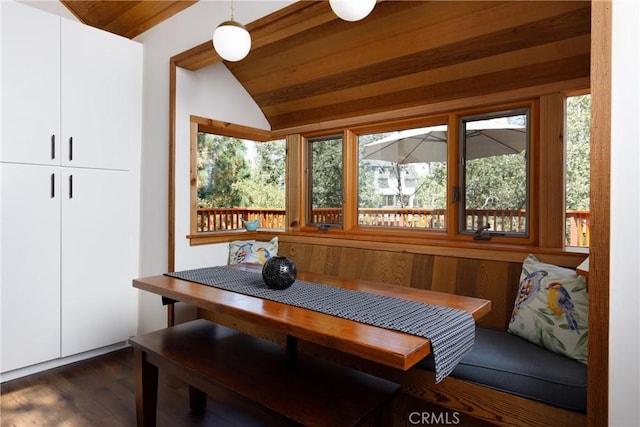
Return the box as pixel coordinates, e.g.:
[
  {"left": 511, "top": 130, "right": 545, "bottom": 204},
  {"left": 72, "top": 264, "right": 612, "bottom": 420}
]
[
  {"left": 0, "top": 347, "right": 296, "bottom": 427},
  {"left": 1, "top": 347, "right": 495, "bottom": 427}
]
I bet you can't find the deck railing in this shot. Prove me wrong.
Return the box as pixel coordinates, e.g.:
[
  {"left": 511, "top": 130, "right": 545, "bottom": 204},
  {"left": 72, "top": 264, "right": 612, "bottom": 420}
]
[{"left": 197, "top": 207, "right": 590, "bottom": 246}]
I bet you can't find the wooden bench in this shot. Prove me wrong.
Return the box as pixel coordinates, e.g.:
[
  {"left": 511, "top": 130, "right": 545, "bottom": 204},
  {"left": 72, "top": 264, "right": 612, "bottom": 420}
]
[
  {"left": 128, "top": 319, "right": 400, "bottom": 427},
  {"left": 199, "top": 239, "right": 587, "bottom": 426}
]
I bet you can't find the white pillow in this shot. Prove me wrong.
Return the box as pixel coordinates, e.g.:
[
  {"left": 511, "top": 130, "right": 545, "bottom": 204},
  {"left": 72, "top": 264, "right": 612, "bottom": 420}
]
[
  {"left": 228, "top": 237, "right": 278, "bottom": 265},
  {"left": 508, "top": 254, "right": 588, "bottom": 364}
]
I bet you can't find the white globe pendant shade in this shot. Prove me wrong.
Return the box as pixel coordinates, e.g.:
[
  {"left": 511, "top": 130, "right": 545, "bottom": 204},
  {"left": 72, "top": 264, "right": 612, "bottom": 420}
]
[
  {"left": 213, "top": 20, "right": 251, "bottom": 62},
  {"left": 329, "top": 0, "right": 376, "bottom": 22}
]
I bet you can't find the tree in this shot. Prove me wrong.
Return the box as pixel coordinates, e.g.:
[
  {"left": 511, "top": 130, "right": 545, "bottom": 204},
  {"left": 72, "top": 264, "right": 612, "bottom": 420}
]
[
  {"left": 238, "top": 139, "right": 286, "bottom": 208},
  {"left": 310, "top": 138, "right": 343, "bottom": 209},
  {"left": 196, "top": 133, "right": 250, "bottom": 208},
  {"left": 464, "top": 153, "right": 527, "bottom": 211},
  {"left": 358, "top": 134, "right": 384, "bottom": 208},
  {"left": 415, "top": 162, "right": 447, "bottom": 209},
  {"left": 255, "top": 139, "right": 286, "bottom": 188},
  {"left": 566, "top": 95, "right": 591, "bottom": 211}
]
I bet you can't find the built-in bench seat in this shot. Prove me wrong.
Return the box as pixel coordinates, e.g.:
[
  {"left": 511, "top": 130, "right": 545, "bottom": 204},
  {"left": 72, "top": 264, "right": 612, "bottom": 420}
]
[
  {"left": 199, "top": 239, "right": 589, "bottom": 426},
  {"left": 129, "top": 319, "right": 400, "bottom": 427},
  {"left": 416, "top": 327, "right": 587, "bottom": 413}
]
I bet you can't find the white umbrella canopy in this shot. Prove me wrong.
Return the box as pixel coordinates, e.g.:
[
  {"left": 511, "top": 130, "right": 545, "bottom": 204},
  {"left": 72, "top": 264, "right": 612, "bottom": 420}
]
[{"left": 361, "top": 121, "right": 526, "bottom": 164}]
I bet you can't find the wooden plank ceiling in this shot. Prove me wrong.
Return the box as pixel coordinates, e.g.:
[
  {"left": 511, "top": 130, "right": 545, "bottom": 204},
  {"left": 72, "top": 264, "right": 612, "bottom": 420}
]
[
  {"left": 63, "top": 1, "right": 591, "bottom": 132},
  {"left": 60, "top": 1, "right": 197, "bottom": 39}
]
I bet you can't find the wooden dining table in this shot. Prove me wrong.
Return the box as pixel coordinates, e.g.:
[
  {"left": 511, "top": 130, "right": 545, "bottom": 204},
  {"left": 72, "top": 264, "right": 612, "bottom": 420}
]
[{"left": 133, "top": 263, "right": 491, "bottom": 371}]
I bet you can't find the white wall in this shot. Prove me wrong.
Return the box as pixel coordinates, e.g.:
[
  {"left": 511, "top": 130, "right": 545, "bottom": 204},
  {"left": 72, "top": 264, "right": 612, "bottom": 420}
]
[
  {"left": 610, "top": 1, "right": 640, "bottom": 425},
  {"left": 133, "top": 0, "right": 293, "bottom": 332},
  {"left": 174, "top": 65, "right": 270, "bottom": 273},
  {"left": 18, "top": 0, "right": 75, "bottom": 20}
]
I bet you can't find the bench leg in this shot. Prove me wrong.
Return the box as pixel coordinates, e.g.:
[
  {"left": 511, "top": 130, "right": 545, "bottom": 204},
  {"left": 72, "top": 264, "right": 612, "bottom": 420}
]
[
  {"left": 134, "top": 348, "right": 158, "bottom": 427},
  {"left": 286, "top": 335, "right": 298, "bottom": 369},
  {"left": 189, "top": 385, "right": 207, "bottom": 411}
]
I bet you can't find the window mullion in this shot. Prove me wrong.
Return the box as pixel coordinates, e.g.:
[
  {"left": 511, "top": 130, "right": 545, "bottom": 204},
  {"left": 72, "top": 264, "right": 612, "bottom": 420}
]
[
  {"left": 343, "top": 130, "right": 358, "bottom": 230},
  {"left": 447, "top": 113, "right": 459, "bottom": 239}
]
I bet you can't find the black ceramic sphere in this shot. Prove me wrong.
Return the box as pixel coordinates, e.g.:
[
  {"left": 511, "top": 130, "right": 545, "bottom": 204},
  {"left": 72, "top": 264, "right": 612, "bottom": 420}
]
[{"left": 262, "top": 256, "right": 297, "bottom": 290}]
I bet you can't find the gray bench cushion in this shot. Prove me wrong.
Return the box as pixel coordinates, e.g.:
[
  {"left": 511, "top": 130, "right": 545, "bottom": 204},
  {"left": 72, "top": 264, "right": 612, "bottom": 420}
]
[{"left": 416, "top": 327, "right": 587, "bottom": 412}]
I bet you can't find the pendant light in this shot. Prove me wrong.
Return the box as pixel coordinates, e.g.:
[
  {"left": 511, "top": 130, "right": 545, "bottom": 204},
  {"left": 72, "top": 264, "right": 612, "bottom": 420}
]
[
  {"left": 213, "top": 0, "right": 251, "bottom": 62},
  {"left": 329, "top": 0, "right": 376, "bottom": 22}
]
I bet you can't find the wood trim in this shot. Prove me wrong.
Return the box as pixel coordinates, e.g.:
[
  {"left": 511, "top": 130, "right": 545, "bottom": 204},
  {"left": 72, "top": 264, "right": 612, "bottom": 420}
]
[
  {"left": 188, "top": 118, "right": 283, "bottom": 238},
  {"left": 285, "top": 134, "right": 303, "bottom": 231},
  {"left": 168, "top": 60, "right": 176, "bottom": 273},
  {"left": 538, "top": 93, "right": 566, "bottom": 248},
  {"left": 189, "top": 121, "right": 198, "bottom": 237},
  {"left": 588, "top": 0, "right": 611, "bottom": 425},
  {"left": 276, "top": 233, "right": 586, "bottom": 266},
  {"left": 191, "top": 115, "right": 273, "bottom": 141},
  {"left": 447, "top": 113, "right": 459, "bottom": 239},
  {"left": 168, "top": 59, "right": 177, "bottom": 326},
  {"left": 394, "top": 368, "right": 585, "bottom": 427},
  {"left": 342, "top": 130, "right": 358, "bottom": 231}
]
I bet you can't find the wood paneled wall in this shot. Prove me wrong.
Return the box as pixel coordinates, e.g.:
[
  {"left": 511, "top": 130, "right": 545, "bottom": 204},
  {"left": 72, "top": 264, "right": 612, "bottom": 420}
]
[{"left": 276, "top": 241, "right": 580, "bottom": 330}]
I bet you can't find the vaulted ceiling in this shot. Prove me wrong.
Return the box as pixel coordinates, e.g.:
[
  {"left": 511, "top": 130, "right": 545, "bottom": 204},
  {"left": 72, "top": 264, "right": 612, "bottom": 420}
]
[
  {"left": 60, "top": 0, "right": 196, "bottom": 39},
  {"left": 62, "top": 1, "right": 591, "bottom": 132}
]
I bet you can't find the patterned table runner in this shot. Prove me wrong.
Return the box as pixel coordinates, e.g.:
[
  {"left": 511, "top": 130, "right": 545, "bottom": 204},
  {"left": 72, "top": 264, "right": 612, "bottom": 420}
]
[{"left": 166, "top": 266, "right": 474, "bottom": 382}]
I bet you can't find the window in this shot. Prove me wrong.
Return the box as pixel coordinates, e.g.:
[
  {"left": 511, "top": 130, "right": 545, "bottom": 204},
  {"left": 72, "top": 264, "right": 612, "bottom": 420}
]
[
  {"left": 565, "top": 94, "right": 591, "bottom": 247},
  {"left": 307, "top": 135, "right": 343, "bottom": 227},
  {"left": 194, "top": 130, "right": 285, "bottom": 233},
  {"left": 191, "top": 99, "right": 558, "bottom": 248},
  {"left": 358, "top": 124, "right": 448, "bottom": 229},
  {"left": 460, "top": 109, "right": 529, "bottom": 237}
]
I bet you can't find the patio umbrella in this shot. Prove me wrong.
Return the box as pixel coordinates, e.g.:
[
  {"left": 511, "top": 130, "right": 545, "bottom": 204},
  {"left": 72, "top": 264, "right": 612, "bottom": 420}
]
[{"left": 361, "top": 121, "right": 526, "bottom": 164}]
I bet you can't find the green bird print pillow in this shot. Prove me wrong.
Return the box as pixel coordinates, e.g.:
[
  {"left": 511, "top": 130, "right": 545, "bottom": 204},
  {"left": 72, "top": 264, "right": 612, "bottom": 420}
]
[{"left": 508, "top": 254, "right": 588, "bottom": 364}]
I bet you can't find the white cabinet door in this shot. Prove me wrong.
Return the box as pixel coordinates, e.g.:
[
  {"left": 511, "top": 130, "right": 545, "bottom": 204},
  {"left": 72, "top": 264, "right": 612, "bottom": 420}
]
[
  {"left": 0, "top": 163, "right": 61, "bottom": 372},
  {"left": 61, "top": 19, "right": 142, "bottom": 171},
  {"left": 1, "top": 1, "right": 61, "bottom": 165},
  {"left": 60, "top": 168, "right": 136, "bottom": 356}
]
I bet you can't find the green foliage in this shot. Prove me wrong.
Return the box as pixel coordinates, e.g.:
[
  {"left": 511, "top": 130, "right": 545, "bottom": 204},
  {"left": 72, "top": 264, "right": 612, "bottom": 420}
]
[
  {"left": 242, "top": 139, "right": 286, "bottom": 208},
  {"left": 465, "top": 152, "right": 527, "bottom": 210},
  {"left": 197, "top": 134, "right": 285, "bottom": 209},
  {"left": 566, "top": 95, "right": 591, "bottom": 211},
  {"left": 310, "top": 137, "right": 343, "bottom": 209},
  {"left": 254, "top": 140, "right": 286, "bottom": 189},
  {"left": 198, "top": 95, "right": 590, "bottom": 226},
  {"left": 197, "top": 133, "right": 250, "bottom": 208},
  {"left": 415, "top": 163, "right": 447, "bottom": 209}
]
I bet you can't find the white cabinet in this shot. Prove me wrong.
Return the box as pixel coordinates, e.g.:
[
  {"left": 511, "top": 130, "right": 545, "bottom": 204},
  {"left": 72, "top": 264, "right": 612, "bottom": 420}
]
[
  {"left": 0, "top": 1, "right": 141, "bottom": 375},
  {"left": 0, "top": 1, "right": 60, "bottom": 165},
  {"left": 61, "top": 168, "right": 137, "bottom": 356},
  {"left": 0, "top": 164, "right": 62, "bottom": 372},
  {"left": 1, "top": 3, "right": 141, "bottom": 170},
  {"left": 61, "top": 19, "right": 141, "bottom": 171}
]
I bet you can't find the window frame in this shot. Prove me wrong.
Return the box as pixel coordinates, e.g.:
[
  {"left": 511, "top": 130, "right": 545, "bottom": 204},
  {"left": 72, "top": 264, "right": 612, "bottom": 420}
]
[
  {"left": 305, "top": 133, "right": 345, "bottom": 229},
  {"left": 187, "top": 115, "right": 278, "bottom": 243},
  {"left": 354, "top": 116, "right": 450, "bottom": 235},
  {"left": 299, "top": 101, "right": 539, "bottom": 245},
  {"left": 187, "top": 96, "right": 564, "bottom": 250},
  {"left": 564, "top": 92, "right": 591, "bottom": 248},
  {"left": 458, "top": 107, "right": 532, "bottom": 239}
]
